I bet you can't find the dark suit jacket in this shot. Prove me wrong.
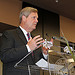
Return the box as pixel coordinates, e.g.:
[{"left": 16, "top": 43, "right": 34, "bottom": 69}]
[{"left": 0, "top": 27, "right": 44, "bottom": 75}]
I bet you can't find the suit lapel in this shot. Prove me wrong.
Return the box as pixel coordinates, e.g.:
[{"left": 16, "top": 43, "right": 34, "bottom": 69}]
[{"left": 16, "top": 27, "right": 27, "bottom": 44}]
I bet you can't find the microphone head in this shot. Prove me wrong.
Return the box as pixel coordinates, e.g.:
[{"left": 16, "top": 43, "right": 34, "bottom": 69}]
[
  {"left": 60, "top": 37, "right": 64, "bottom": 39},
  {"left": 46, "top": 33, "right": 49, "bottom": 37},
  {"left": 52, "top": 36, "right": 55, "bottom": 39}
]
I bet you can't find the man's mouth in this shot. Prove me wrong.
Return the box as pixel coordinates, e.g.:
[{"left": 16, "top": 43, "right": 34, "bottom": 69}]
[{"left": 34, "top": 23, "right": 37, "bottom": 25}]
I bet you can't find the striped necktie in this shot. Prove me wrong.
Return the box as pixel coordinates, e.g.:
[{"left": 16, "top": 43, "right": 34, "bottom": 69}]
[
  {"left": 27, "top": 33, "right": 30, "bottom": 40},
  {"left": 27, "top": 33, "right": 34, "bottom": 56}
]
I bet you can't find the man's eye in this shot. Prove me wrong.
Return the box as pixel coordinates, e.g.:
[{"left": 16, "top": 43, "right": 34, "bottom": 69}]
[
  {"left": 32, "top": 16, "right": 36, "bottom": 19},
  {"left": 31, "top": 16, "right": 38, "bottom": 20}
]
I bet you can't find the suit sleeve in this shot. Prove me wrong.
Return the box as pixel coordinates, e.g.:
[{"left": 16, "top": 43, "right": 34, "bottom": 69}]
[{"left": 0, "top": 31, "right": 28, "bottom": 63}]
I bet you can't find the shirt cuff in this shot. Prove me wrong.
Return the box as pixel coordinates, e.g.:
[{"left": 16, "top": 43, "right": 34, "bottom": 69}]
[
  {"left": 43, "top": 53, "right": 48, "bottom": 59},
  {"left": 26, "top": 44, "right": 31, "bottom": 52}
]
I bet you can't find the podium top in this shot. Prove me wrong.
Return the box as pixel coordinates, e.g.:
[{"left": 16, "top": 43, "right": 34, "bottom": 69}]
[{"left": 14, "top": 65, "right": 40, "bottom": 70}]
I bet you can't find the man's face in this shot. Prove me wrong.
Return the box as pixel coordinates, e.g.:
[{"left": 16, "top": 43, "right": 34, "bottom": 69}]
[{"left": 25, "top": 12, "right": 38, "bottom": 32}]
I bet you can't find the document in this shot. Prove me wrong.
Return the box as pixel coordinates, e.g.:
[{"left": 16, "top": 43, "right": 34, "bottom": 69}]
[{"left": 35, "top": 58, "right": 64, "bottom": 71}]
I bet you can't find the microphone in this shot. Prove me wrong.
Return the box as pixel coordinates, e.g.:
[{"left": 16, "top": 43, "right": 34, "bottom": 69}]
[
  {"left": 46, "top": 33, "right": 49, "bottom": 37},
  {"left": 52, "top": 36, "right": 66, "bottom": 43},
  {"left": 14, "top": 50, "right": 34, "bottom": 68},
  {"left": 14, "top": 50, "right": 34, "bottom": 75}
]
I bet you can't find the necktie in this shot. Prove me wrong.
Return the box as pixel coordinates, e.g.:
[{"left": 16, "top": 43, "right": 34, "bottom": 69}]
[
  {"left": 27, "top": 33, "right": 33, "bottom": 56},
  {"left": 27, "top": 33, "right": 30, "bottom": 40}
]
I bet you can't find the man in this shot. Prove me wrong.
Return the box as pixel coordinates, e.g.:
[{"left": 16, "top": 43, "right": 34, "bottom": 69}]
[{"left": 0, "top": 7, "right": 48, "bottom": 75}]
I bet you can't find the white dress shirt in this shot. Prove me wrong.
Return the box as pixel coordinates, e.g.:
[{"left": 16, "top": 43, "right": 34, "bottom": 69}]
[{"left": 19, "top": 26, "right": 31, "bottom": 52}]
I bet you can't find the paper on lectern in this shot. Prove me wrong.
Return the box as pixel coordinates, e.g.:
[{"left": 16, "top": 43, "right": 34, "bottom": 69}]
[{"left": 35, "top": 58, "right": 64, "bottom": 71}]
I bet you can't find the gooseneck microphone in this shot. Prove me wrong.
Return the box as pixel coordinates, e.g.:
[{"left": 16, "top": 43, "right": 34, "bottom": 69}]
[
  {"left": 52, "top": 36, "right": 66, "bottom": 43},
  {"left": 46, "top": 33, "right": 49, "bottom": 37}
]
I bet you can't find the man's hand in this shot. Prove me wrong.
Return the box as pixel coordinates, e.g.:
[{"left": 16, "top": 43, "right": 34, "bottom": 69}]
[
  {"left": 42, "top": 47, "right": 48, "bottom": 55},
  {"left": 27, "top": 35, "right": 44, "bottom": 51},
  {"left": 42, "top": 38, "right": 53, "bottom": 55}
]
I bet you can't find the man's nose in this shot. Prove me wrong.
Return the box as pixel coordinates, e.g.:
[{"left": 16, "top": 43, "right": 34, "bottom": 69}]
[{"left": 36, "top": 19, "right": 38, "bottom": 23}]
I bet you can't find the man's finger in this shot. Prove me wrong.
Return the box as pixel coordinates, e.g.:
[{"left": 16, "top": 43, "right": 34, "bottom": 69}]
[
  {"left": 33, "top": 35, "right": 41, "bottom": 40},
  {"left": 36, "top": 44, "right": 42, "bottom": 49},
  {"left": 36, "top": 40, "right": 44, "bottom": 45},
  {"left": 36, "top": 37, "right": 43, "bottom": 42}
]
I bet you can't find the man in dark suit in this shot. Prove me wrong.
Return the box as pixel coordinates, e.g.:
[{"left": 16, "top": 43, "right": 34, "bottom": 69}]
[{"left": 0, "top": 7, "right": 48, "bottom": 75}]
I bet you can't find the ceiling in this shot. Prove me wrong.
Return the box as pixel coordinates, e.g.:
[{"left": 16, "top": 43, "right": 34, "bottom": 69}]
[{"left": 21, "top": 0, "right": 75, "bottom": 20}]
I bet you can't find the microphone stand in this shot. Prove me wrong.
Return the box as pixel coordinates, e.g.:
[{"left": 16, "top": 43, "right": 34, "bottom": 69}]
[
  {"left": 43, "top": 38, "right": 51, "bottom": 75},
  {"left": 47, "top": 50, "right": 51, "bottom": 75},
  {"left": 28, "top": 65, "right": 31, "bottom": 75}
]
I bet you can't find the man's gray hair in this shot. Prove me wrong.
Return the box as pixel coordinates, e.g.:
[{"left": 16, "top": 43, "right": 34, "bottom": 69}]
[{"left": 19, "top": 7, "right": 38, "bottom": 23}]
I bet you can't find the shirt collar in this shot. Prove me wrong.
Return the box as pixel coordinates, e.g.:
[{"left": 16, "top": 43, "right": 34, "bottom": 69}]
[
  {"left": 19, "top": 26, "right": 28, "bottom": 35},
  {"left": 19, "top": 26, "right": 31, "bottom": 41}
]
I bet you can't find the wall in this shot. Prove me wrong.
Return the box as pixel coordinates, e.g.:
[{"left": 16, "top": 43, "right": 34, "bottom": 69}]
[
  {"left": 60, "top": 16, "right": 75, "bottom": 43},
  {"left": 0, "top": 0, "right": 22, "bottom": 26}
]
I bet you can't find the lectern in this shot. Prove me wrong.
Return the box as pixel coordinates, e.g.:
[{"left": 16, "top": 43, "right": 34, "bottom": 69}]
[{"left": 14, "top": 48, "right": 75, "bottom": 75}]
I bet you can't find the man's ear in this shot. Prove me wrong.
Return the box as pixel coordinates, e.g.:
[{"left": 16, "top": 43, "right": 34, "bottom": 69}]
[{"left": 22, "top": 15, "right": 26, "bottom": 21}]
